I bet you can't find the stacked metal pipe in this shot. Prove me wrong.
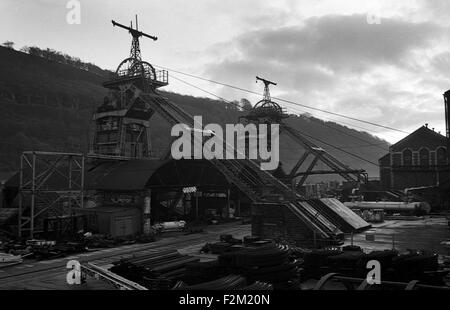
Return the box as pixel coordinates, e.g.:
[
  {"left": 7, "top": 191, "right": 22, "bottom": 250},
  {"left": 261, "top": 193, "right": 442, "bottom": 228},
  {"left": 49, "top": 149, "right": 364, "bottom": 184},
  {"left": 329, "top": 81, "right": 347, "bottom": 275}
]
[{"left": 110, "top": 249, "right": 199, "bottom": 289}]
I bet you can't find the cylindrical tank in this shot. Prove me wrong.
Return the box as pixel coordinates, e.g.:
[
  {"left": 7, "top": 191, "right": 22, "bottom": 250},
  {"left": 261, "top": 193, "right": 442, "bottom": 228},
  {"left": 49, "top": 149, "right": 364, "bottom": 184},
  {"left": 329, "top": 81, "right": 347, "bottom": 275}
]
[
  {"left": 344, "top": 201, "right": 431, "bottom": 215},
  {"left": 158, "top": 221, "right": 186, "bottom": 231}
]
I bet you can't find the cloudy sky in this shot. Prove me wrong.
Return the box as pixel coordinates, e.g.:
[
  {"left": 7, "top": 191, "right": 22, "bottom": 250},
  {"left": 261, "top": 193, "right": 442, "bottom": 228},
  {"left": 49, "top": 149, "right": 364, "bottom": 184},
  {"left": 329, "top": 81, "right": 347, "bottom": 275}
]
[{"left": 1, "top": 0, "right": 450, "bottom": 143}]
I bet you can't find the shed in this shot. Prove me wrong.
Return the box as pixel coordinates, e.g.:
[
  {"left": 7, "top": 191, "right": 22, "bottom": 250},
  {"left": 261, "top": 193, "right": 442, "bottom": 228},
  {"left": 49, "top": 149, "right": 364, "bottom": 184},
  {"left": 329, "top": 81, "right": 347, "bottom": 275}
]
[{"left": 75, "top": 206, "right": 142, "bottom": 237}]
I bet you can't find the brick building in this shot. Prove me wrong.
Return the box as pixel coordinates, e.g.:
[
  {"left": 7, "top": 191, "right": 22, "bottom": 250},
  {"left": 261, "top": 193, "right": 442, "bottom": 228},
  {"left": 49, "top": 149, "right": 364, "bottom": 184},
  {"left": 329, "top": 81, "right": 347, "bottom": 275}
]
[
  {"left": 380, "top": 125, "right": 449, "bottom": 189},
  {"left": 379, "top": 125, "right": 450, "bottom": 210}
]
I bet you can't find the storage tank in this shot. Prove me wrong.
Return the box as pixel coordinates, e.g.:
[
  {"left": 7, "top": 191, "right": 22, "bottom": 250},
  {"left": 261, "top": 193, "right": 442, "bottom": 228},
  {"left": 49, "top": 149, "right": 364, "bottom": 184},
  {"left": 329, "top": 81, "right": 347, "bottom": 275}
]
[{"left": 343, "top": 201, "right": 431, "bottom": 215}]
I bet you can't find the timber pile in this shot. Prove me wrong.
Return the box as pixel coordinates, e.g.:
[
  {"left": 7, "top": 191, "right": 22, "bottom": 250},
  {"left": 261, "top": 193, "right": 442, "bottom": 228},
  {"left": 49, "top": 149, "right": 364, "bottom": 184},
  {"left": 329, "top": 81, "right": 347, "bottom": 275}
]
[{"left": 110, "top": 249, "right": 200, "bottom": 289}]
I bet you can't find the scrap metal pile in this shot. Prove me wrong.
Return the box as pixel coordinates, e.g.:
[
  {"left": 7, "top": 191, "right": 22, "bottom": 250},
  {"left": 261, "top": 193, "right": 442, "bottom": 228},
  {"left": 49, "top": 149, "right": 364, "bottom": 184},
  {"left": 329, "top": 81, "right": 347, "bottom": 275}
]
[
  {"left": 193, "top": 235, "right": 302, "bottom": 289},
  {"left": 0, "top": 239, "right": 87, "bottom": 261},
  {"left": 109, "top": 239, "right": 300, "bottom": 290},
  {"left": 188, "top": 239, "right": 302, "bottom": 289},
  {"left": 298, "top": 245, "right": 446, "bottom": 285},
  {"left": 0, "top": 233, "right": 155, "bottom": 264},
  {"left": 107, "top": 234, "right": 450, "bottom": 290},
  {"left": 216, "top": 243, "right": 302, "bottom": 289}
]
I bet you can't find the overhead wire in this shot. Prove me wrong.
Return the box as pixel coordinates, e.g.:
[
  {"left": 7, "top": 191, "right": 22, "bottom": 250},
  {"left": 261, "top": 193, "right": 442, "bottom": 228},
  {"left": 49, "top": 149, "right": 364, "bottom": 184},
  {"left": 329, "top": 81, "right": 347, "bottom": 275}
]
[
  {"left": 170, "top": 72, "right": 389, "bottom": 144},
  {"left": 169, "top": 74, "right": 382, "bottom": 167},
  {"left": 156, "top": 64, "right": 410, "bottom": 134},
  {"left": 169, "top": 74, "right": 399, "bottom": 140}
]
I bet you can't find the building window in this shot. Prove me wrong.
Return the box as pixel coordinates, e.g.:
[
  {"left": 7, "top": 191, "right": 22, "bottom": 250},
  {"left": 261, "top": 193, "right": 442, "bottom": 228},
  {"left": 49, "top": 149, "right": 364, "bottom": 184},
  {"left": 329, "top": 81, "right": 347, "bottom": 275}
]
[
  {"left": 402, "top": 149, "right": 413, "bottom": 166},
  {"left": 97, "top": 133, "right": 108, "bottom": 143},
  {"left": 108, "top": 132, "right": 118, "bottom": 142},
  {"left": 392, "top": 153, "right": 401, "bottom": 167},
  {"left": 419, "top": 148, "right": 430, "bottom": 167},
  {"left": 430, "top": 151, "right": 436, "bottom": 166},
  {"left": 413, "top": 152, "right": 418, "bottom": 166},
  {"left": 437, "top": 147, "right": 447, "bottom": 165}
]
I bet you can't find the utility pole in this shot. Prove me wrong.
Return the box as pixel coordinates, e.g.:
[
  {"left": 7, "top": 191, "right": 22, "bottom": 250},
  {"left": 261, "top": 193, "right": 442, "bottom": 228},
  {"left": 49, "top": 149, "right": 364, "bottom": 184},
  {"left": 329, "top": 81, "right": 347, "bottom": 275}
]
[{"left": 444, "top": 91, "right": 450, "bottom": 165}]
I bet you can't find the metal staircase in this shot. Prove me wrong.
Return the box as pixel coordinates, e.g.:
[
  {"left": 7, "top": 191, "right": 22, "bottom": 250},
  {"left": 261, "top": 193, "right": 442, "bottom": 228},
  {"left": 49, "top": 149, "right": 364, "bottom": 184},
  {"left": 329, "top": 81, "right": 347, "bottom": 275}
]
[
  {"left": 137, "top": 91, "right": 298, "bottom": 203},
  {"left": 135, "top": 90, "right": 345, "bottom": 243}
]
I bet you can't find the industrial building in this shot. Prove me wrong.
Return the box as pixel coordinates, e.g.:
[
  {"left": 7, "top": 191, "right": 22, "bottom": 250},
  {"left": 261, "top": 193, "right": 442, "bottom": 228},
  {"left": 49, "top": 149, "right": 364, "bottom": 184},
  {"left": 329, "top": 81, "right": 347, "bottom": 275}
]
[
  {"left": 1, "top": 12, "right": 450, "bottom": 293},
  {"left": 0, "top": 17, "right": 371, "bottom": 246},
  {"left": 379, "top": 125, "right": 449, "bottom": 189},
  {"left": 378, "top": 91, "right": 450, "bottom": 211}
]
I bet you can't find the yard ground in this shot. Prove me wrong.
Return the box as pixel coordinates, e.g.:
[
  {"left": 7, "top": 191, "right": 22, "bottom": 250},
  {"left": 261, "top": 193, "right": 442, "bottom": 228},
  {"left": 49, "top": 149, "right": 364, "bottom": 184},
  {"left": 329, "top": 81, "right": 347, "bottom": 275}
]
[
  {"left": 0, "top": 216, "right": 448, "bottom": 290},
  {"left": 344, "top": 216, "right": 450, "bottom": 255}
]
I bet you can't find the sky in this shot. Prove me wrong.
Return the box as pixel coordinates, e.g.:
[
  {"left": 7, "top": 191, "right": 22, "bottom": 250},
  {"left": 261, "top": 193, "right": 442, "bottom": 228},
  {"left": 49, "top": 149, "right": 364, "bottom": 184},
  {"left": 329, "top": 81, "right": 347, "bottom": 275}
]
[{"left": 1, "top": 0, "right": 450, "bottom": 143}]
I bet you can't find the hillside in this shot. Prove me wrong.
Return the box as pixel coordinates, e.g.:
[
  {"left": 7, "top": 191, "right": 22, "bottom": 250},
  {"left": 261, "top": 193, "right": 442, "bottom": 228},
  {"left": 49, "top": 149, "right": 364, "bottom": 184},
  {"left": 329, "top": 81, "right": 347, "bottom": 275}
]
[{"left": 0, "top": 46, "right": 389, "bottom": 181}]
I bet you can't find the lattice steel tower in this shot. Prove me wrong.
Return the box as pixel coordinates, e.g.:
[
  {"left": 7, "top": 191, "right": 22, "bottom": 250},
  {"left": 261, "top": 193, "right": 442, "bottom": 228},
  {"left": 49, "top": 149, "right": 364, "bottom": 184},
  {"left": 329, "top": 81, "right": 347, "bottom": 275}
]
[
  {"left": 89, "top": 15, "right": 168, "bottom": 158},
  {"left": 240, "top": 76, "right": 367, "bottom": 188}
]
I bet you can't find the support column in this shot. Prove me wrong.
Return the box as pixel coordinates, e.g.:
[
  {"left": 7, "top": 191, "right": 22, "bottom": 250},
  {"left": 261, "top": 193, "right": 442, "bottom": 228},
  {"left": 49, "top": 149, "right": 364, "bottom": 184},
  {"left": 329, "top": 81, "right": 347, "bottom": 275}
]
[
  {"left": 81, "top": 155, "right": 85, "bottom": 208},
  {"left": 236, "top": 191, "right": 241, "bottom": 217},
  {"left": 225, "top": 188, "right": 231, "bottom": 219},
  {"left": 68, "top": 156, "right": 72, "bottom": 215},
  {"left": 195, "top": 192, "right": 199, "bottom": 221},
  {"left": 30, "top": 152, "right": 36, "bottom": 239},
  {"left": 18, "top": 154, "right": 24, "bottom": 238},
  {"left": 146, "top": 127, "right": 152, "bottom": 157},
  {"left": 143, "top": 190, "right": 152, "bottom": 235},
  {"left": 185, "top": 193, "right": 191, "bottom": 219}
]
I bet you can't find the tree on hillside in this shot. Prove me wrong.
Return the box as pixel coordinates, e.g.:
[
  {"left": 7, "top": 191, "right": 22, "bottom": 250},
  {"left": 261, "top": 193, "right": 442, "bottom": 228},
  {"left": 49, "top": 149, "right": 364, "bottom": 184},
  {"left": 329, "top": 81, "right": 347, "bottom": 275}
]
[
  {"left": 2, "top": 41, "right": 14, "bottom": 49},
  {"left": 21, "top": 46, "right": 42, "bottom": 57},
  {"left": 18, "top": 45, "right": 111, "bottom": 76},
  {"left": 20, "top": 46, "right": 30, "bottom": 53},
  {"left": 240, "top": 98, "right": 252, "bottom": 111}
]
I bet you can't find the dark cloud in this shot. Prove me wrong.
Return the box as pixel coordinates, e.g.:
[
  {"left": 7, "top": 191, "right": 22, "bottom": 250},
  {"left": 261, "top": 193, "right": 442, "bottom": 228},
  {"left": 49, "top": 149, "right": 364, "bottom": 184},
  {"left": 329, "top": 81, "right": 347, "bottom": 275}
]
[
  {"left": 210, "top": 14, "right": 440, "bottom": 74},
  {"left": 205, "top": 14, "right": 442, "bottom": 93},
  {"left": 203, "top": 14, "right": 446, "bottom": 141}
]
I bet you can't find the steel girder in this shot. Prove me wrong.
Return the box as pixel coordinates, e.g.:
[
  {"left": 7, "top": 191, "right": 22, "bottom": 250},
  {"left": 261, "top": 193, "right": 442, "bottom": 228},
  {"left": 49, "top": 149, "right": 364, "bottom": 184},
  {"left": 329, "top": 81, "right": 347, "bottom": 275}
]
[{"left": 18, "top": 151, "right": 85, "bottom": 238}]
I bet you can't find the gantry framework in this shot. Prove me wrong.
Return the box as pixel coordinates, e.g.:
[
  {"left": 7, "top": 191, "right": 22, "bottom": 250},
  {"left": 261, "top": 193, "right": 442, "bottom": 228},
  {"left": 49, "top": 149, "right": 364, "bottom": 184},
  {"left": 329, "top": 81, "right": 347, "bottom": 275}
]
[
  {"left": 89, "top": 16, "right": 168, "bottom": 160},
  {"left": 17, "top": 18, "right": 352, "bottom": 244},
  {"left": 18, "top": 151, "right": 85, "bottom": 238},
  {"left": 242, "top": 77, "right": 368, "bottom": 189}
]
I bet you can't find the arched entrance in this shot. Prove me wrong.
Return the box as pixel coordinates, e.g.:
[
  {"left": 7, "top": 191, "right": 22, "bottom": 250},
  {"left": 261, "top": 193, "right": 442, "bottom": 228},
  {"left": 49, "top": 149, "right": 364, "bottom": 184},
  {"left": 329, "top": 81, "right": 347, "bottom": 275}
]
[{"left": 146, "top": 159, "right": 253, "bottom": 224}]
